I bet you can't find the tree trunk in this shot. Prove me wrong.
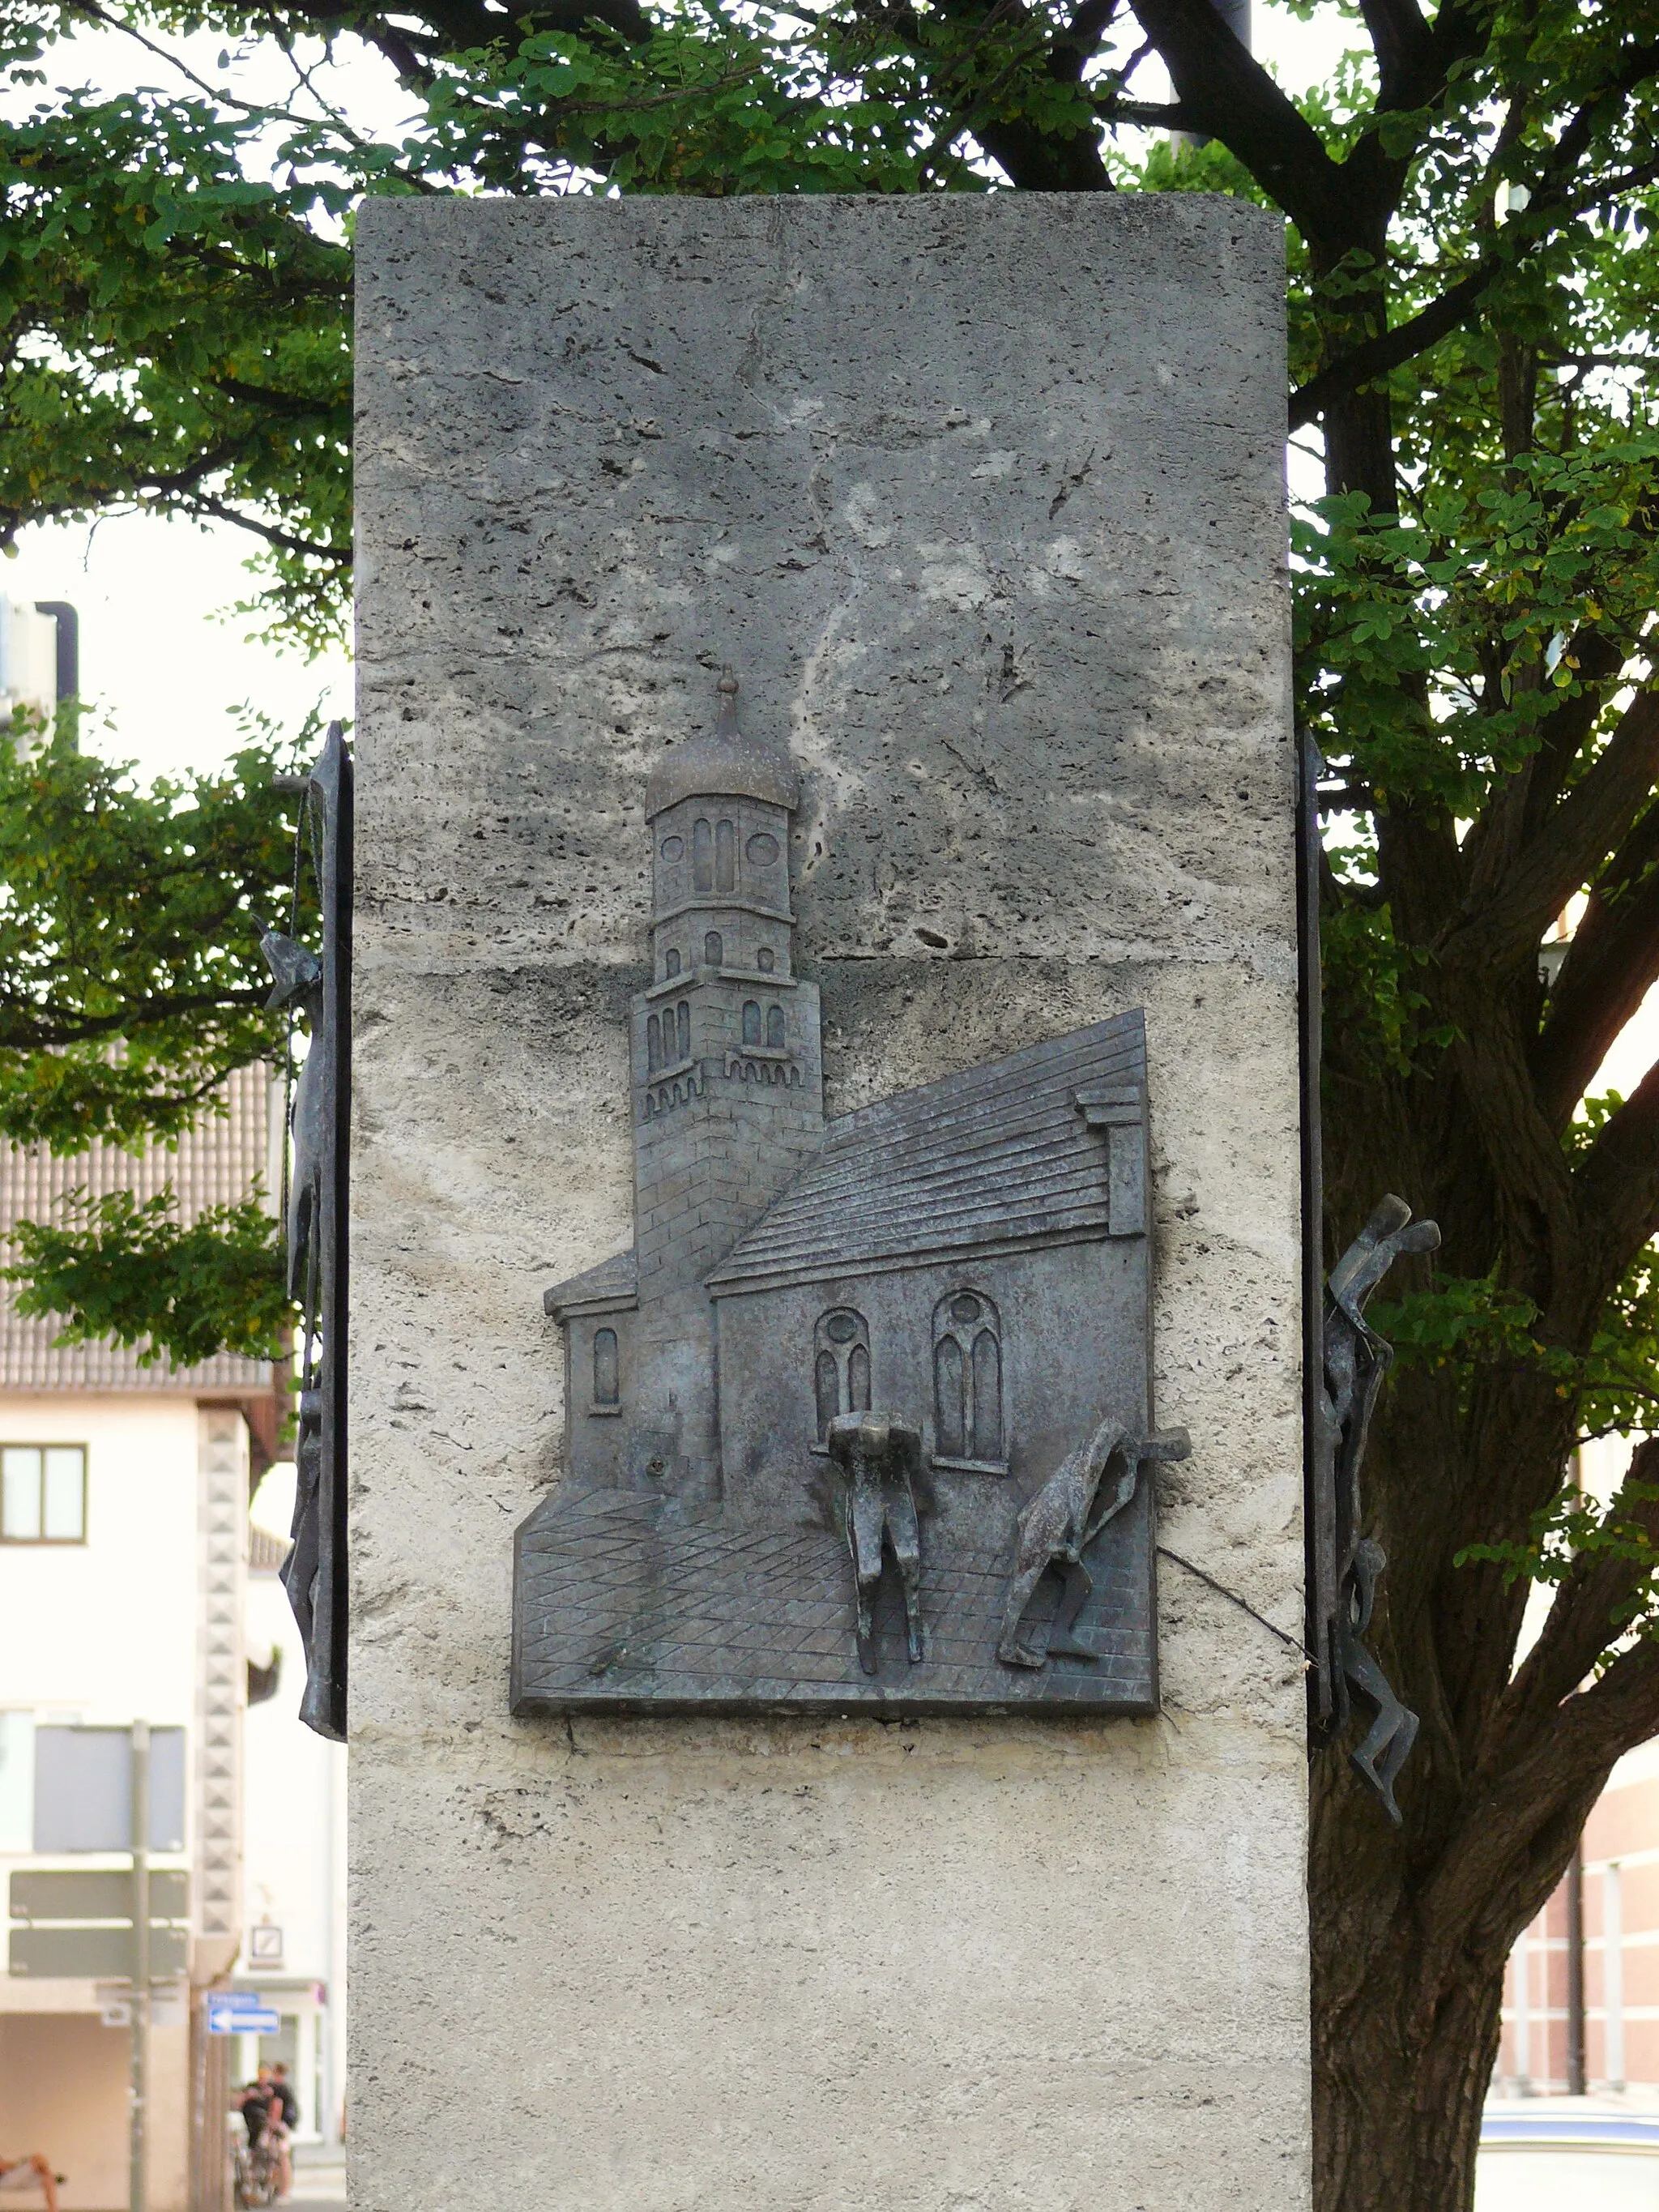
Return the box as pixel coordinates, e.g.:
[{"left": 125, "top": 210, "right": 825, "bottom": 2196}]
[{"left": 1311, "top": 1860, "right": 1503, "bottom": 2212}]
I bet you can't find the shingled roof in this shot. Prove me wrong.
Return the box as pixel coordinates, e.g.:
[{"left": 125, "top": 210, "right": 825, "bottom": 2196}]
[
  {"left": 705, "top": 1012, "right": 1145, "bottom": 1296},
  {"left": 543, "top": 1245, "right": 639, "bottom": 1320},
  {"left": 0, "top": 1061, "right": 279, "bottom": 1394}
]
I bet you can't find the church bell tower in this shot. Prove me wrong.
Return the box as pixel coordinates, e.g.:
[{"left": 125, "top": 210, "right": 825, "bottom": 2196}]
[{"left": 631, "top": 672, "right": 825, "bottom": 1300}]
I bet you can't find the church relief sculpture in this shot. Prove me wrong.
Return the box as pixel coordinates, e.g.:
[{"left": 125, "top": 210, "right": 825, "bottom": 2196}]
[{"left": 512, "top": 673, "right": 1187, "bottom": 1715}]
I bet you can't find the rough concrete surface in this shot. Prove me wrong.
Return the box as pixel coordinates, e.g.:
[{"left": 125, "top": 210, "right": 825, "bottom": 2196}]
[{"left": 352, "top": 194, "right": 1307, "bottom": 2212}]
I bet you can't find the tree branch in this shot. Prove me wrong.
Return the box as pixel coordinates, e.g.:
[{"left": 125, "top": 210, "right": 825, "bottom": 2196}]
[
  {"left": 1575, "top": 1053, "right": 1659, "bottom": 1289},
  {"left": 1491, "top": 1440, "right": 1659, "bottom": 1759},
  {"left": 1533, "top": 802, "right": 1659, "bottom": 1129},
  {"left": 1127, "top": 0, "right": 1344, "bottom": 242},
  {"left": 1439, "top": 687, "right": 1659, "bottom": 982}
]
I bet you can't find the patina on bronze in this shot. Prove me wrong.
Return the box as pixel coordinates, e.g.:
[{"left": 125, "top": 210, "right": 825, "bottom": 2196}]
[
  {"left": 514, "top": 676, "right": 1189, "bottom": 1716},
  {"left": 260, "top": 722, "right": 352, "bottom": 1743}
]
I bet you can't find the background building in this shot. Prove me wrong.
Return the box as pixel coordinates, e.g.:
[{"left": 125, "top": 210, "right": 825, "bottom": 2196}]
[{"left": 0, "top": 1063, "right": 343, "bottom": 2206}]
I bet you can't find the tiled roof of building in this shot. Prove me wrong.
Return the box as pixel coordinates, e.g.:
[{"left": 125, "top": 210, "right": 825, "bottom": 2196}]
[
  {"left": 543, "top": 1245, "right": 639, "bottom": 1320},
  {"left": 0, "top": 1060, "right": 279, "bottom": 1394},
  {"left": 706, "top": 1013, "right": 1145, "bottom": 1294}
]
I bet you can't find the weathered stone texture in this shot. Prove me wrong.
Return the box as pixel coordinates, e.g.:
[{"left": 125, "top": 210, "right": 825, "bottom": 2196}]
[{"left": 352, "top": 193, "right": 1307, "bottom": 2211}]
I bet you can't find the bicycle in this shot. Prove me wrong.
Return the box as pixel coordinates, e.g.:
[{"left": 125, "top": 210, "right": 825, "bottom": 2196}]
[{"left": 232, "top": 2130, "right": 280, "bottom": 2209}]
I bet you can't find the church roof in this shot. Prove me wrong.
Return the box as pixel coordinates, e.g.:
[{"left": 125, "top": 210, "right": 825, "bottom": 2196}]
[
  {"left": 644, "top": 671, "right": 800, "bottom": 818},
  {"left": 543, "top": 1246, "right": 638, "bottom": 1319},
  {"left": 706, "top": 1012, "right": 1145, "bottom": 1295}
]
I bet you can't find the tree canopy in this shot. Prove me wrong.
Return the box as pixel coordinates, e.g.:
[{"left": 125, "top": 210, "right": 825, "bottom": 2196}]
[{"left": 4, "top": 2, "right": 1659, "bottom": 2206}]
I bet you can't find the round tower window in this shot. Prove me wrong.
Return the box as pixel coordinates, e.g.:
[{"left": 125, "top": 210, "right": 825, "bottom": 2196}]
[
  {"left": 659, "top": 835, "right": 684, "bottom": 861},
  {"left": 745, "top": 832, "right": 779, "bottom": 867},
  {"left": 949, "top": 1294, "right": 982, "bottom": 1325},
  {"left": 825, "top": 1312, "right": 860, "bottom": 1344}
]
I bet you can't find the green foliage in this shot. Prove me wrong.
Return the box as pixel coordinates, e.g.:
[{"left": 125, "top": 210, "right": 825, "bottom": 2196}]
[
  {"left": 2, "top": 1182, "right": 288, "bottom": 1367},
  {"left": 0, "top": 12, "right": 355, "bottom": 645},
  {"left": 0, "top": 719, "right": 312, "bottom": 1151}
]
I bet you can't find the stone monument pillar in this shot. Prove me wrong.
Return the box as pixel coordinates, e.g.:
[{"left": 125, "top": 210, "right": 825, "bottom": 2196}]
[{"left": 353, "top": 193, "right": 1307, "bottom": 2210}]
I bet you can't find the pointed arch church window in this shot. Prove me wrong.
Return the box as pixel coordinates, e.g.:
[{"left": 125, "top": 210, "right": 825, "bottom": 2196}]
[
  {"left": 766, "top": 1005, "right": 786, "bottom": 1049},
  {"left": 704, "top": 930, "right": 723, "bottom": 968},
  {"left": 693, "top": 818, "right": 714, "bottom": 893},
  {"left": 742, "top": 1001, "right": 762, "bottom": 1047},
  {"left": 646, "top": 1014, "right": 661, "bottom": 1071},
  {"left": 676, "top": 1001, "right": 690, "bottom": 1060},
  {"left": 813, "top": 1309, "right": 871, "bottom": 1446},
  {"left": 665, "top": 948, "right": 680, "bottom": 978},
  {"left": 932, "top": 1290, "right": 1006, "bottom": 1470},
  {"left": 716, "top": 818, "right": 736, "bottom": 893}
]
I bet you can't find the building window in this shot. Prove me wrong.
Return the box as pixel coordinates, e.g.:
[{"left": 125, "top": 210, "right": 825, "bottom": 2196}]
[
  {"left": 647, "top": 1013, "right": 662, "bottom": 1070},
  {"left": 665, "top": 948, "right": 681, "bottom": 979},
  {"left": 676, "top": 1002, "right": 691, "bottom": 1061},
  {"left": 693, "top": 818, "right": 714, "bottom": 894},
  {"left": 932, "top": 1292, "right": 1005, "bottom": 1470},
  {"left": 2, "top": 1445, "right": 87, "bottom": 1543},
  {"left": 743, "top": 1001, "right": 762, "bottom": 1046},
  {"left": 757, "top": 947, "right": 775, "bottom": 973},
  {"left": 747, "top": 831, "right": 779, "bottom": 868},
  {"left": 813, "top": 1309, "right": 871, "bottom": 1447},
  {"left": 766, "top": 1005, "right": 786, "bottom": 1048},
  {"left": 659, "top": 835, "right": 684, "bottom": 863},
  {"left": 716, "top": 818, "right": 736, "bottom": 893},
  {"left": 704, "top": 930, "right": 723, "bottom": 968},
  {"left": 592, "top": 1329, "right": 621, "bottom": 1409}
]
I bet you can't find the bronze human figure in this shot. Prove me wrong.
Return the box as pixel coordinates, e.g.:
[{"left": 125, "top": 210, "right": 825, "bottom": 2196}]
[
  {"left": 826, "top": 1413, "right": 928, "bottom": 1672},
  {"left": 998, "top": 1420, "right": 1190, "bottom": 1668},
  {"left": 1314, "top": 1194, "right": 1440, "bottom": 1823}
]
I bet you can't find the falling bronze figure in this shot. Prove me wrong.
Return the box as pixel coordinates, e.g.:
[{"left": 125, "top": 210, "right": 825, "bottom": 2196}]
[{"left": 1313, "top": 1194, "right": 1440, "bottom": 1823}]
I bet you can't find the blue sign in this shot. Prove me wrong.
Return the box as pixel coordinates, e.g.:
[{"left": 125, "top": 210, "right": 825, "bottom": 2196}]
[{"left": 206, "top": 1998, "right": 280, "bottom": 2036}]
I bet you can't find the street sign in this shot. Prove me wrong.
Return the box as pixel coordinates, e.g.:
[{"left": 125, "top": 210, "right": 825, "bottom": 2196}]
[
  {"left": 206, "top": 2000, "right": 280, "bottom": 2036},
  {"left": 31, "top": 1727, "right": 185, "bottom": 1852},
  {"left": 10, "top": 1868, "right": 189, "bottom": 1923},
  {"left": 8, "top": 1924, "right": 188, "bottom": 1979}
]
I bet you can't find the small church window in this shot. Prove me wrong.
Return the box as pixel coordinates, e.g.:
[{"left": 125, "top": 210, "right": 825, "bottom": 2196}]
[
  {"left": 742, "top": 1001, "right": 762, "bottom": 1046},
  {"left": 716, "top": 818, "right": 736, "bottom": 892},
  {"left": 592, "top": 1328, "right": 620, "bottom": 1408},
  {"left": 676, "top": 1001, "right": 690, "bottom": 1060},
  {"left": 813, "top": 1308, "right": 872, "bottom": 1446},
  {"left": 757, "top": 947, "right": 775, "bottom": 973},
  {"left": 659, "top": 835, "right": 684, "bottom": 862},
  {"left": 746, "top": 831, "right": 779, "bottom": 868},
  {"left": 646, "top": 1013, "right": 661, "bottom": 1070},
  {"left": 665, "top": 948, "right": 681, "bottom": 978},
  {"left": 932, "top": 1290, "right": 1005, "bottom": 1470},
  {"left": 766, "top": 1005, "right": 786, "bottom": 1048},
  {"left": 705, "top": 930, "right": 723, "bottom": 968},
  {"left": 693, "top": 818, "right": 714, "bottom": 893}
]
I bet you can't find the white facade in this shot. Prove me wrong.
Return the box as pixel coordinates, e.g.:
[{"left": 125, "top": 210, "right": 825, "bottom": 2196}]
[{"left": 238, "top": 1469, "right": 348, "bottom": 2146}]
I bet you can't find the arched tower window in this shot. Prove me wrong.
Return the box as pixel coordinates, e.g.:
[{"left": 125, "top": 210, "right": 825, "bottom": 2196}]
[
  {"left": 693, "top": 818, "right": 714, "bottom": 894},
  {"left": 676, "top": 1001, "right": 690, "bottom": 1061},
  {"left": 646, "top": 1014, "right": 662, "bottom": 1071},
  {"left": 715, "top": 818, "right": 736, "bottom": 893},
  {"left": 704, "top": 930, "right": 723, "bottom": 968},
  {"left": 742, "top": 1001, "right": 761, "bottom": 1047},
  {"left": 592, "top": 1328, "right": 620, "bottom": 1408},
  {"left": 757, "top": 946, "right": 775, "bottom": 973},
  {"left": 813, "top": 1308, "right": 872, "bottom": 1446},
  {"left": 932, "top": 1290, "right": 1004, "bottom": 1470},
  {"left": 664, "top": 948, "right": 681, "bottom": 979},
  {"left": 766, "top": 1005, "right": 786, "bottom": 1048}
]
